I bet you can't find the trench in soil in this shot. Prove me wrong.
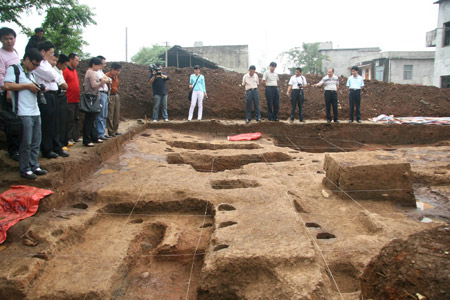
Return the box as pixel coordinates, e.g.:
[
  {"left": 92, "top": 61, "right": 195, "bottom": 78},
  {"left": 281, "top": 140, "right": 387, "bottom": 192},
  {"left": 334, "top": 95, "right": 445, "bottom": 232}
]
[
  {"left": 1, "top": 122, "right": 449, "bottom": 300},
  {"left": 24, "top": 200, "right": 214, "bottom": 300}
]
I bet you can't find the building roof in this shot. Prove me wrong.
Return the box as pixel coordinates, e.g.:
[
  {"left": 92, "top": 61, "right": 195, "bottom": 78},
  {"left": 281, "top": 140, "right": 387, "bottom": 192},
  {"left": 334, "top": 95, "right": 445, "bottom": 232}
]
[
  {"left": 434, "top": 0, "right": 450, "bottom": 3},
  {"left": 160, "top": 45, "right": 219, "bottom": 69}
]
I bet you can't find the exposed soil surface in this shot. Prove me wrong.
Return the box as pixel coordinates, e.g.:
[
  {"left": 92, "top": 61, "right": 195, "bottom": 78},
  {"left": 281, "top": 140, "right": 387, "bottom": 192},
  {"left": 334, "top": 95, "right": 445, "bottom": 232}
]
[
  {"left": 77, "top": 62, "right": 450, "bottom": 121},
  {"left": 0, "top": 120, "right": 449, "bottom": 299},
  {"left": 360, "top": 225, "right": 450, "bottom": 300}
]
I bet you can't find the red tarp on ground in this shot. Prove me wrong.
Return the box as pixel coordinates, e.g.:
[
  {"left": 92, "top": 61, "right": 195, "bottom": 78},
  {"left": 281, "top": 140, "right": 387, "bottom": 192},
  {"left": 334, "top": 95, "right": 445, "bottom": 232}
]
[
  {"left": 227, "top": 132, "right": 262, "bottom": 141},
  {"left": 0, "top": 185, "right": 53, "bottom": 244}
]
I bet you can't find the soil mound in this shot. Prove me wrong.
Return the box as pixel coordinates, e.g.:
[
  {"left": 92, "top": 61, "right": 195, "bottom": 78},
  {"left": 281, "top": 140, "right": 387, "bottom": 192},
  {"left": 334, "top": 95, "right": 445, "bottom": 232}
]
[
  {"left": 360, "top": 224, "right": 450, "bottom": 300},
  {"left": 78, "top": 61, "right": 450, "bottom": 120}
]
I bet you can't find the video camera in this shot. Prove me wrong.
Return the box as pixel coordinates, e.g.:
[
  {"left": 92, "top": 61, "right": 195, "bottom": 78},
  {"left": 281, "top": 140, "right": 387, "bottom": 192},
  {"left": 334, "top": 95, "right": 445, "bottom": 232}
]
[
  {"left": 34, "top": 83, "right": 47, "bottom": 104},
  {"left": 149, "top": 64, "right": 162, "bottom": 75}
]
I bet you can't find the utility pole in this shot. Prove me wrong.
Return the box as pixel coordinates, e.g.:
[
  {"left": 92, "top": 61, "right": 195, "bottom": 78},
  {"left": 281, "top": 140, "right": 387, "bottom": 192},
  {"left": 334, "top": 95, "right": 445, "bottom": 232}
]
[
  {"left": 125, "top": 27, "right": 128, "bottom": 62},
  {"left": 164, "top": 41, "right": 169, "bottom": 67}
]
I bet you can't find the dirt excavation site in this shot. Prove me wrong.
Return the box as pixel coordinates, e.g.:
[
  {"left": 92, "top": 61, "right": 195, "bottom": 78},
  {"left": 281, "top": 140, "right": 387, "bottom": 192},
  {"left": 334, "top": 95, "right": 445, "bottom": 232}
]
[{"left": 1, "top": 66, "right": 450, "bottom": 300}]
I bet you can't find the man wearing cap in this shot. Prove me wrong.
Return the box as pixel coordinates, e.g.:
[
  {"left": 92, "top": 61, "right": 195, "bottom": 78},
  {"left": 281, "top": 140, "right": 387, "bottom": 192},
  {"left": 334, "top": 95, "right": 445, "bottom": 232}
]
[
  {"left": 262, "top": 62, "right": 280, "bottom": 121},
  {"left": 242, "top": 65, "right": 261, "bottom": 123}
]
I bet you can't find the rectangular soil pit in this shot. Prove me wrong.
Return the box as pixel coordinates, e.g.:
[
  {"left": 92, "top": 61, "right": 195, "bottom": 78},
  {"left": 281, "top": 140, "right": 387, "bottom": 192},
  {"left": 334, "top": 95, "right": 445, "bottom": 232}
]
[{"left": 322, "top": 152, "right": 416, "bottom": 206}]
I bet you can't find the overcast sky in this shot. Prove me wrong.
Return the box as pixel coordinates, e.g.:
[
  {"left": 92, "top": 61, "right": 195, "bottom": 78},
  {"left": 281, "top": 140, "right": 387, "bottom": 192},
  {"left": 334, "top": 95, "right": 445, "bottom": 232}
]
[{"left": 1, "top": 0, "right": 439, "bottom": 72}]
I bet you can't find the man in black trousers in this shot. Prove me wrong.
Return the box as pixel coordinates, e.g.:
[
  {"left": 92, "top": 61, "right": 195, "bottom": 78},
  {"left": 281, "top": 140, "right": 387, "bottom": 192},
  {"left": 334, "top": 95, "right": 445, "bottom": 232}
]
[
  {"left": 33, "top": 41, "right": 69, "bottom": 158},
  {"left": 314, "top": 68, "right": 340, "bottom": 123}
]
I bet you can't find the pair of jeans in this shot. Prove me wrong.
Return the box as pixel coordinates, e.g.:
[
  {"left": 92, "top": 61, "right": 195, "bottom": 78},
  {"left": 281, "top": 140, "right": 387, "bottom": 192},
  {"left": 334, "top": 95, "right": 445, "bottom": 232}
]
[
  {"left": 265, "top": 86, "right": 279, "bottom": 120},
  {"left": 19, "top": 116, "right": 41, "bottom": 173},
  {"left": 107, "top": 94, "right": 120, "bottom": 135},
  {"left": 152, "top": 94, "right": 168, "bottom": 121},
  {"left": 95, "top": 92, "right": 108, "bottom": 137},
  {"left": 324, "top": 90, "right": 338, "bottom": 122},
  {"left": 290, "top": 89, "right": 304, "bottom": 121},
  {"left": 349, "top": 89, "right": 361, "bottom": 121},
  {"left": 245, "top": 89, "right": 261, "bottom": 121}
]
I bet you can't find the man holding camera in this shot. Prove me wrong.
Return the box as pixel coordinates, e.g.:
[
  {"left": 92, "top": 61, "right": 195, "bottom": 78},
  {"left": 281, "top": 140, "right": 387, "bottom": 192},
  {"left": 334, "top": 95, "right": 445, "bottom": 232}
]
[
  {"left": 0, "top": 27, "right": 21, "bottom": 161},
  {"left": 34, "top": 41, "right": 68, "bottom": 158},
  {"left": 4, "top": 48, "right": 48, "bottom": 179},
  {"left": 149, "top": 64, "right": 169, "bottom": 122},
  {"left": 286, "top": 68, "right": 307, "bottom": 123}
]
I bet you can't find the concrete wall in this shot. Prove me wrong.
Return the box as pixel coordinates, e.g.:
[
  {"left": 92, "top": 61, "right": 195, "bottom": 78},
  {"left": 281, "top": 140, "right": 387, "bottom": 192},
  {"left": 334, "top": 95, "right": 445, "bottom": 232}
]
[
  {"left": 389, "top": 58, "right": 435, "bottom": 85},
  {"left": 352, "top": 52, "right": 435, "bottom": 85},
  {"left": 319, "top": 48, "right": 381, "bottom": 77},
  {"left": 185, "top": 45, "right": 249, "bottom": 73},
  {"left": 434, "top": 0, "right": 450, "bottom": 87}
]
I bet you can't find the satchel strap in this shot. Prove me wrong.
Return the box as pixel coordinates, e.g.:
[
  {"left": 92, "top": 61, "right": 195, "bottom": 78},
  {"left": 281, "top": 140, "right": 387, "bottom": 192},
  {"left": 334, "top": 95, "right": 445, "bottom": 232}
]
[
  {"left": 12, "top": 64, "right": 20, "bottom": 115},
  {"left": 192, "top": 74, "right": 201, "bottom": 89}
]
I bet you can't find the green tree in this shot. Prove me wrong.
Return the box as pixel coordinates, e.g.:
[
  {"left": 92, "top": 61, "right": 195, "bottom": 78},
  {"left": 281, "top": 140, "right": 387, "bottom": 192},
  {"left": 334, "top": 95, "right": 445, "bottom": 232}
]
[
  {"left": 279, "top": 42, "right": 329, "bottom": 75},
  {"left": 131, "top": 45, "right": 165, "bottom": 66},
  {"left": 41, "top": 0, "right": 96, "bottom": 56},
  {"left": 1, "top": 0, "right": 62, "bottom": 33}
]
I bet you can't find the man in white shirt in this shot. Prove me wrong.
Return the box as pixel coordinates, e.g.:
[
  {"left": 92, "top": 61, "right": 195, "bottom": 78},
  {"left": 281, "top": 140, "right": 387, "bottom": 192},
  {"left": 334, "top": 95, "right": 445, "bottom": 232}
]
[
  {"left": 346, "top": 66, "right": 364, "bottom": 123},
  {"left": 314, "top": 68, "right": 340, "bottom": 123},
  {"left": 262, "top": 62, "right": 280, "bottom": 121},
  {"left": 4, "top": 49, "right": 48, "bottom": 179},
  {"left": 287, "top": 68, "right": 307, "bottom": 123},
  {"left": 53, "top": 53, "right": 70, "bottom": 145},
  {"left": 34, "top": 41, "right": 68, "bottom": 158},
  {"left": 242, "top": 65, "right": 261, "bottom": 123},
  {"left": 95, "top": 55, "right": 111, "bottom": 140}
]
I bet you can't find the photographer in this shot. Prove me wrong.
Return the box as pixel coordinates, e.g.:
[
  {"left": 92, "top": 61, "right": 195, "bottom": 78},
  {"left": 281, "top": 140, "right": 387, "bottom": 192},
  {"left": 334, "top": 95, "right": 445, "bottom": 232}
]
[
  {"left": 286, "top": 68, "right": 307, "bottom": 123},
  {"left": 148, "top": 64, "right": 169, "bottom": 122},
  {"left": 4, "top": 48, "right": 48, "bottom": 179}
]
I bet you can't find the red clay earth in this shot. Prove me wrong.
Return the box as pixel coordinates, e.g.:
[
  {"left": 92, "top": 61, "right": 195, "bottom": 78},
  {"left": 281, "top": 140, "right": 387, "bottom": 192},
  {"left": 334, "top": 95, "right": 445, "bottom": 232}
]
[
  {"left": 360, "top": 224, "right": 450, "bottom": 300},
  {"left": 77, "top": 61, "right": 450, "bottom": 121}
]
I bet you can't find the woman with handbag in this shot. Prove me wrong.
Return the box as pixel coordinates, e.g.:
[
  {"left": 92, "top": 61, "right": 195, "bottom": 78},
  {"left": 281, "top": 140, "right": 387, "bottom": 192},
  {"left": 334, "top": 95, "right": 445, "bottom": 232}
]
[
  {"left": 188, "top": 65, "right": 208, "bottom": 121},
  {"left": 82, "top": 57, "right": 108, "bottom": 147}
]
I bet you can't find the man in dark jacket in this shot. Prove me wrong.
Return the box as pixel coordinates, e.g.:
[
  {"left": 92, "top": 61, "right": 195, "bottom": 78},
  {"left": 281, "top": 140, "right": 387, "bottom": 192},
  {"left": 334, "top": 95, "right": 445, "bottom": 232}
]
[{"left": 25, "top": 28, "right": 45, "bottom": 52}]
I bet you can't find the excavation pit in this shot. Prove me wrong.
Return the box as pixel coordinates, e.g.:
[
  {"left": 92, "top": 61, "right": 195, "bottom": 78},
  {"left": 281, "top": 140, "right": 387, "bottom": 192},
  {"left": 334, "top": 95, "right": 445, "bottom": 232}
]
[{"left": 0, "top": 121, "right": 449, "bottom": 300}]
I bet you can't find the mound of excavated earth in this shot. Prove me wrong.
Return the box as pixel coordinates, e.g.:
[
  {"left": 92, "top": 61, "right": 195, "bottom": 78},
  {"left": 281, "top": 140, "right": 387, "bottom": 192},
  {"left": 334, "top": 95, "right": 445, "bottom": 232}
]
[{"left": 77, "top": 61, "right": 450, "bottom": 121}]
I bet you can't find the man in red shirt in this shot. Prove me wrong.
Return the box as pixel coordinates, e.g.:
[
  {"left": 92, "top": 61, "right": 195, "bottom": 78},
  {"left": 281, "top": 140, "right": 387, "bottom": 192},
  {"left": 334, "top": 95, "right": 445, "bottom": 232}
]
[{"left": 63, "top": 53, "right": 80, "bottom": 144}]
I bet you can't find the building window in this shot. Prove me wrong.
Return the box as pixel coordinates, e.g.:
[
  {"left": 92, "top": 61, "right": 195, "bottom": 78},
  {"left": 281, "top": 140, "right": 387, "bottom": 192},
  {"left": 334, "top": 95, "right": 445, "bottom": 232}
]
[
  {"left": 404, "top": 65, "right": 413, "bottom": 80},
  {"left": 441, "top": 76, "right": 450, "bottom": 88},
  {"left": 375, "top": 65, "right": 384, "bottom": 81},
  {"left": 444, "top": 22, "right": 450, "bottom": 47}
]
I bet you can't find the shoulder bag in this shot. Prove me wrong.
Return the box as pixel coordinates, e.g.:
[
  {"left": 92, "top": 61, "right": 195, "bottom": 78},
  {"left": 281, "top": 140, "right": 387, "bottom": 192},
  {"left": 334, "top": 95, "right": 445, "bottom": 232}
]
[
  {"left": 0, "top": 64, "right": 23, "bottom": 136},
  {"left": 187, "top": 75, "right": 201, "bottom": 101},
  {"left": 80, "top": 93, "right": 101, "bottom": 113}
]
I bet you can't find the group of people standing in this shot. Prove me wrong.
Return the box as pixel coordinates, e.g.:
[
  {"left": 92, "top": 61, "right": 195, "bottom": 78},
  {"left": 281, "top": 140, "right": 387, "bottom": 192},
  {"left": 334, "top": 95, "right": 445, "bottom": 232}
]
[
  {"left": 149, "top": 64, "right": 207, "bottom": 122},
  {"left": 242, "top": 62, "right": 365, "bottom": 124},
  {"left": 0, "top": 27, "right": 123, "bottom": 179}
]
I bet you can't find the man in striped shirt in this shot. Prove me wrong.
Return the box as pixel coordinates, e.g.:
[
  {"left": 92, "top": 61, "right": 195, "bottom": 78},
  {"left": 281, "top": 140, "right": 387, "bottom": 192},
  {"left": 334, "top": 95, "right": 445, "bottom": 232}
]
[{"left": 314, "top": 68, "right": 339, "bottom": 123}]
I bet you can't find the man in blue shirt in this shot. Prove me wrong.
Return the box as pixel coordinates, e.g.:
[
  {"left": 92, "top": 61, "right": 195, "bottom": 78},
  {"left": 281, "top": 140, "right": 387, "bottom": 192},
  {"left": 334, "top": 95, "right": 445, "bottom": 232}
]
[
  {"left": 4, "top": 48, "right": 48, "bottom": 179},
  {"left": 346, "top": 66, "right": 365, "bottom": 123},
  {"left": 149, "top": 64, "right": 169, "bottom": 122}
]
